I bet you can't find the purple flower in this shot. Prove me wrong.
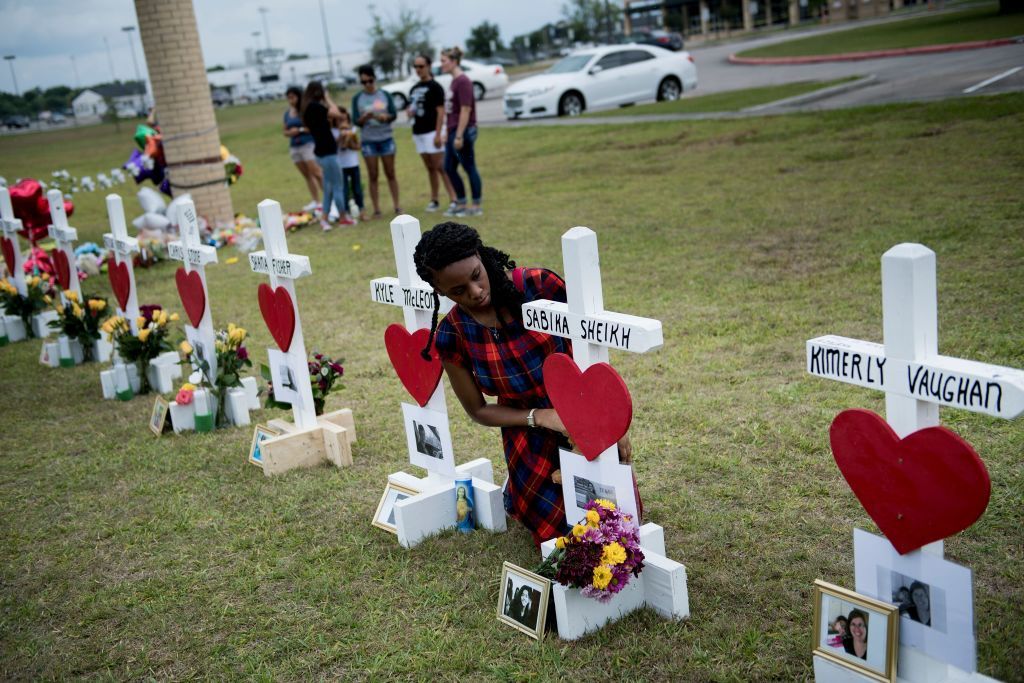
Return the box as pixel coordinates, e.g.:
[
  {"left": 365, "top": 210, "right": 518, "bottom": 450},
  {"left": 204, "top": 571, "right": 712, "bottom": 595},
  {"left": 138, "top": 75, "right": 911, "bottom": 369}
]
[
  {"left": 139, "top": 303, "right": 162, "bottom": 322},
  {"left": 236, "top": 346, "right": 249, "bottom": 361},
  {"left": 313, "top": 352, "right": 323, "bottom": 361},
  {"left": 318, "top": 377, "right": 329, "bottom": 393},
  {"left": 308, "top": 360, "right": 321, "bottom": 375},
  {"left": 328, "top": 361, "right": 344, "bottom": 376}
]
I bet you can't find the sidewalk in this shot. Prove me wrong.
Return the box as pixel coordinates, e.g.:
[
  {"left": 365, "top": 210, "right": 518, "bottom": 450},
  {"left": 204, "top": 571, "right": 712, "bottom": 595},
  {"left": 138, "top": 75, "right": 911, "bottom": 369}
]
[{"left": 729, "top": 36, "right": 1023, "bottom": 64}]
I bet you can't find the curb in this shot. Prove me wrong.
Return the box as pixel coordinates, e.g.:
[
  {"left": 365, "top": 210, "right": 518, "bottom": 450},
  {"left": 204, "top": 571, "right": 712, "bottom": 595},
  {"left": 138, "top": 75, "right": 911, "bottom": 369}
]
[
  {"left": 741, "top": 74, "right": 878, "bottom": 112},
  {"left": 728, "top": 36, "right": 1022, "bottom": 65}
]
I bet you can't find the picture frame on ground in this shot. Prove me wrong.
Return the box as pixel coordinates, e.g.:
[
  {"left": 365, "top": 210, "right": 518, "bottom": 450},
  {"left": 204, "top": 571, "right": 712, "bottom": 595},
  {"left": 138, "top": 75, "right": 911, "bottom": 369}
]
[
  {"left": 248, "top": 424, "right": 281, "bottom": 466},
  {"left": 559, "top": 448, "right": 639, "bottom": 527},
  {"left": 853, "top": 528, "right": 976, "bottom": 672},
  {"left": 813, "top": 579, "right": 898, "bottom": 683},
  {"left": 497, "top": 562, "right": 550, "bottom": 640},
  {"left": 267, "top": 348, "right": 299, "bottom": 405},
  {"left": 372, "top": 481, "right": 420, "bottom": 534},
  {"left": 149, "top": 396, "right": 170, "bottom": 436},
  {"left": 401, "top": 402, "right": 455, "bottom": 476}
]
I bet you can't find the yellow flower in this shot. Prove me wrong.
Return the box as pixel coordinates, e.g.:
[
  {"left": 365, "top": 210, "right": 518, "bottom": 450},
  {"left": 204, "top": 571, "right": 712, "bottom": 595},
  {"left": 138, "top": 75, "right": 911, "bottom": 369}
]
[
  {"left": 41, "top": 272, "right": 50, "bottom": 281},
  {"left": 65, "top": 289, "right": 79, "bottom": 302},
  {"left": 28, "top": 276, "right": 40, "bottom": 287},
  {"left": 138, "top": 327, "right": 151, "bottom": 342},
  {"left": 71, "top": 303, "right": 83, "bottom": 318},
  {"left": 44, "top": 295, "right": 52, "bottom": 304},
  {"left": 593, "top": 498, "right": 616, "bottom": 511},
  {"left": 215, "top": 340, "right": 226, "bottom": 353},
  {"left": 586, "top": 509, "right": 601, "bottom": 527},
  {"left": 136, "top": 316, "right": 147, "bottom": 329},
  {"left": 157, "top": 310, "right": 169, "bottom": 326},
  {"left": 180, "top": 340, "right": 193, "bottom": 355},
  {"left": 352, "top": 244, "right": 362, "bottom": 251},
  {"left": 592, "top": 565, "right": 613, "bottom": 590},
  {"left": 181, "top": 382, "right": 196, "bottom": 392},
  {"left": 555, "top": 536, "right": 568, "bottom": 549},
  {"left": 572, "top": 523, "right": 587, "bottom": 538},
  {"left": 169, "top": 313, "right": 180, "bottom": 322},
  {"left": 600, "top": 542, "right": 627, "bottom": 566},
  {"left": 88, "top": 299, "right": 106, "bottom": 312},
  {"left": 225, "top": 256, "right": 239, "bottom": 265}
]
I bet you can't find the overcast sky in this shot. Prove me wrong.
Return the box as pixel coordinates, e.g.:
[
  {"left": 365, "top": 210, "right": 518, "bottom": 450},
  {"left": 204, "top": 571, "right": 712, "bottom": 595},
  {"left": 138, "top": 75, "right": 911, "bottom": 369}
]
[{"left": 1, "top": 0, "right": 567, "bottom": 93}]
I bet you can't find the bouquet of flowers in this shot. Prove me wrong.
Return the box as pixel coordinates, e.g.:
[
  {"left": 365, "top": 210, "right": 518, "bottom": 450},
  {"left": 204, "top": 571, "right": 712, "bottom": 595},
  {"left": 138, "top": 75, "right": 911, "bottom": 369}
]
[
  {"left": 536, "top": 499, "right": 645, "bottom": 602},
  {"left": 48, "top": 291, "right": 111, "bottom": 358},
  {"left": 262, "top": 351, "right": 344, "bottom": 416},
  {"left": 0, "top": 274, "right": 54, "bottom": 338},
  {"left": 179, "top": 323, "right": 252, "bottom": 427},
  {"left": 102, "top": 304, "right": 178, "bottom": 394}
]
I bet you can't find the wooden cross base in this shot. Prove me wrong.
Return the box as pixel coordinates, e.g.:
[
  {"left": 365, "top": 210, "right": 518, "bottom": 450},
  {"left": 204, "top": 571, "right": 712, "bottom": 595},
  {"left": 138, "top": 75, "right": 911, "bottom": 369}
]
[
  {"left": 539, "top": 523, "right": 689, "bottom": 640},
  {"left": 387, "top": 458, "right": 507, "bottom": 548},
  {"left": 260, "top": 408, "right": 357, "bottom": 476}
]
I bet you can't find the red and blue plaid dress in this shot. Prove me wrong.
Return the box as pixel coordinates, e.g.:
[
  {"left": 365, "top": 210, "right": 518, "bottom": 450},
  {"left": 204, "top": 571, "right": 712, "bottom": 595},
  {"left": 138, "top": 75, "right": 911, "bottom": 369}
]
[{"left": 434, "top": 267, "right": 572, "bottom": 546}]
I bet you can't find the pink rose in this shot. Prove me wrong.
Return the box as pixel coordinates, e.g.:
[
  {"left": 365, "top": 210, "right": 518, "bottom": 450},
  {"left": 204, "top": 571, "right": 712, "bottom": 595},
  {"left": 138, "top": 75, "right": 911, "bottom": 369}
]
[{"left": 176, "top": 388, "right": 194, "bottom": 405}]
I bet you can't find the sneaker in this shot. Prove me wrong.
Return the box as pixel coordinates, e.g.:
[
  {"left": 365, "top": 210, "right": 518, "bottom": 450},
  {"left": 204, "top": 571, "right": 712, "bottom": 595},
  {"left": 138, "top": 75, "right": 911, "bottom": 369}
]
[
  {"left": 320, "top": 220, "right": 333, "bottom": 232},
  {"left": 425, "top": 200, "right": 440, "bottom": 212},
  {"left": 464, "top": 206, "right": 483, "bottom": 217},
  {"left": 338, "top": 216, "right": 356, "bottom": 226},
  {"left": 303, "top": 200, "right": 319, "bottom": 212},
  {"left": 443, "top": 202, "right": 465, "bottom": 217}
]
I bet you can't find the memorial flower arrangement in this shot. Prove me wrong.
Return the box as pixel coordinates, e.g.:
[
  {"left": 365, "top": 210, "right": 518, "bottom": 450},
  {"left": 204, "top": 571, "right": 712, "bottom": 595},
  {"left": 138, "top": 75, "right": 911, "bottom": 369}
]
[
  {"left": 179, "top": 324, "right": 252, "bottom": 427},
  {"left": 262, "top": 351, "right": 344, "bottom": 416},
  {"left": 102, "top": 304, "right": 178, "bottom": 394},
  {"left": 536, "top": 499, "right": 645, "bottom": 603},
  {"left": 0, "top": 274, "right": 54, "bottom": 338},
  {"left": 48, "top": 291, "right": 111, "bottom": 356}
]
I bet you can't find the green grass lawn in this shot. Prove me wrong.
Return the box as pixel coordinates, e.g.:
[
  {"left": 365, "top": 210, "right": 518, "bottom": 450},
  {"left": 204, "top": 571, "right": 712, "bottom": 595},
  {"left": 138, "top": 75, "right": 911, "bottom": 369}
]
[
  {"left": 737, "top": 3, "right": 1024, "bottom": 58},
  {"left": 1, "top": 95, "right": 1023, "bottom": 680},
  {"left": 587, "top": 78, "right": 858, "bottom": 116}
]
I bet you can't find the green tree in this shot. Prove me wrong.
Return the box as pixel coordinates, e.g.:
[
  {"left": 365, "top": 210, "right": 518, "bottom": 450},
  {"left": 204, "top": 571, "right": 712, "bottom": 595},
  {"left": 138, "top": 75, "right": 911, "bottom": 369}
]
[
  {"left": 467, "top": 21, "right": 503, "bottom": 58},
  {"left": 367, "top": 3, "right": 435, "bottom": 79},
  {"left": 562, "top": 0, "right": 622, "bottom": 43}
]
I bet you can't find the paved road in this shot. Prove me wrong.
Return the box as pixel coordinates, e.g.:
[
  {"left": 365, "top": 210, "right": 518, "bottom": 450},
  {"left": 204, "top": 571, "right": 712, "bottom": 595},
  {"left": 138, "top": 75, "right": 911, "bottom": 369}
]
[{"left": 472, "top": 6, "right": 1024, "bottom": 125}]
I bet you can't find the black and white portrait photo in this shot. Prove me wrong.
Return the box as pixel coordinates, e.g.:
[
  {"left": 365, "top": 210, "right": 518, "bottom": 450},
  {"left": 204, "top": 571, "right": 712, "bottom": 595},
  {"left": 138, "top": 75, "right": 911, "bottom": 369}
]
[
  {"left": 414, "top": 421, "right": 443, "bottom": 459},
  {"left": 402, "top": 403, "right": 456, "bottom": 476},
  {"left": 573, "top": 475, "right": 617, "bottom": 509},
  {"left": 497, "top": 562, "right": 550, "bottom": 639}
]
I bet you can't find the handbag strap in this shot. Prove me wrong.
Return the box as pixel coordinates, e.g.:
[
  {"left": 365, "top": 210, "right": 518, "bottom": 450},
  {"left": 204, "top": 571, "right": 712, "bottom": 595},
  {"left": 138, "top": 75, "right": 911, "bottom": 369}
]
[{"left": 511, "top": 267, "right": 524, "bottom": 293}]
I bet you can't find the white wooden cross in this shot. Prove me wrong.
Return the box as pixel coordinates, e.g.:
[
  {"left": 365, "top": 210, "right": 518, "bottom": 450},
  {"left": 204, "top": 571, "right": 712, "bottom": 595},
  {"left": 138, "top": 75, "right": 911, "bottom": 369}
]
[
  {"left": 168, "top": 198, "right": 219, "bottom": 385},
  {"left": 46, "top": 188, "right": 82, "bottom": 300},
  {"left": 103, "top": 194, "right": 141, "bottom": 330},
  {"left": 806, "top": 243, "right": 1022, "bottom": 682},
  {"left": 527, "top": 226, "right": 688, "bottom": 640},
  {"left": 369, "top": 215, "right": 504, "bottom": 548},
  {"left": 251, "top": 199, "right": 317, "bottom": 431},
  {"left": 0, "top": 187, "right": 27, "bottom": 296}
]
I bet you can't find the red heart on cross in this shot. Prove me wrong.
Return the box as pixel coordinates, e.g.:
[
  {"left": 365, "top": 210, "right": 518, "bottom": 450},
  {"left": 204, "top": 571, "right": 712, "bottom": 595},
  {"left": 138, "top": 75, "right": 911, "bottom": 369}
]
[
  {"left": 108, "top": 260, "right": 131, "bottom": 312},
  {"left": 175, "top": 267, "right": 206, "bottom": 327},
  {"left": 829, "top": 408, "right": 990, "bottom": 555},
  {"left": 257, "top": 283, "right": 295, "bottom": 352},
  {"left": 53, "top": 249, "right": 71, "bottom": 290},
  {"left": 543, "top": 352, "right": 633, "bottom": 461},
  {"left": 1, "top": 237, "right": 15, "bottom": 275},
  {"left": 384, "top": 323, "right": 443, "bottom": 407}
]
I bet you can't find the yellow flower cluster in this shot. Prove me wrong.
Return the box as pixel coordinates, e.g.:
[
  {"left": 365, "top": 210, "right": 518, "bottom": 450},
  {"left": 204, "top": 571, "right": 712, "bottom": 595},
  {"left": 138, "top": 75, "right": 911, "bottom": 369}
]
[
  {"left": 592, "top": 565, "right": 613, "bottom": 590},
  {"left": 64, "top": 289, "right": 78, "bottom": 302},
  {"left": 600, "top": 541, "right": 626, "bottom": 566},
  {"left": 593, "top": 499, "right": 616, "bottom": 511},
  {"left": 226, "top": 323, "right": 246, "bottom": 346},
  {"left": 101, "top": 316, "right": 129, "bottom": 336},
  {"left": 87, "top": 299, "right": 106, "bottom": 313},
  {"left": 0, "top": 279, "right": 17, "bottom": 296},
  {"left": 27, "top": 275, "right": 45, "bottom": 288},
  {"left": 180, "top": 340, "right": 193, "bottom": 355},
  {"left": 70, "top": 302, "right": 83, "bottom": 318}
]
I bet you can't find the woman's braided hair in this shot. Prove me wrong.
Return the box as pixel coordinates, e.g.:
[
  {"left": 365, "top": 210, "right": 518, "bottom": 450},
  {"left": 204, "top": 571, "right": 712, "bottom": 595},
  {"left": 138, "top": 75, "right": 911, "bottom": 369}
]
[{"left": 414, "top": 222, "right": 523, "bottom": 360}]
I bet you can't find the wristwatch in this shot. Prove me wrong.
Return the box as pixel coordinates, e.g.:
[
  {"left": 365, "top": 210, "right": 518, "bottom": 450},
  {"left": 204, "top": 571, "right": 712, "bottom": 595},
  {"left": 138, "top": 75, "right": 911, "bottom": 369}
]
[{"left": 526, "top": 408, "right": 537, "bottom": 428}]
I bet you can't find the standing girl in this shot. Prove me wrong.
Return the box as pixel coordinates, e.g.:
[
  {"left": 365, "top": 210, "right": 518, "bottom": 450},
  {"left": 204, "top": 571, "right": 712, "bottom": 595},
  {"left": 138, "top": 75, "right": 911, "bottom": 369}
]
[
  {"left": 407, "top": 53, "right": 456, "bottom": 213},
  {"left": 336, "top": 107, "right": 366, "bottom": 221},
  {"left": 352, "top": 64, "right": 401, "bottom": 218},
  {"left": 413, "top": 222, "right": 634, "bottom": 546},
  {"left": 440, "top": 47, "right": 483, "bottom": 217},
  {"left": 301, "top": 81, "right": 345, "bottom": 231},
  {"left": 283, "top": 86, "right": 321, "bottom": 211}
]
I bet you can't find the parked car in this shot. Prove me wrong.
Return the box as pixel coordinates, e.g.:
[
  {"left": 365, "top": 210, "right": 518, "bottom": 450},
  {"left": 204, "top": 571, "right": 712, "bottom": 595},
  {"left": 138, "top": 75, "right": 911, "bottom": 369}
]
[
  {"left": 4, "top": 114, "right": 31, "bottom": 129},
  {"left": 382, "top": 59, "right": 510, "bottom": 110},
  {"left": 622, "top": 30, "right": 685, "bottom": 51},
  {"left": 503, "top": 44, "right": 697, "bottom": 119}
]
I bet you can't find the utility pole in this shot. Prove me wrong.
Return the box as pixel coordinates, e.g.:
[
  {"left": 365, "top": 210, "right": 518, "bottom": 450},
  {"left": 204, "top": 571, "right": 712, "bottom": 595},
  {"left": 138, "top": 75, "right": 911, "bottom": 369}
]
[
  {"left": 259, "top": 6, "right": 272, "bottom": 50},
  {"left": 318, "top": 0, "right": 335, "bottom": 80},
  {"left": 3, "top": 55, "right": 18, "bottom": 96},
  {"left": 70, "top": 55, "right": 81, "bottom": 89},
  {"left": 103, "top": 36, "right": 118, "bottom": 81}
]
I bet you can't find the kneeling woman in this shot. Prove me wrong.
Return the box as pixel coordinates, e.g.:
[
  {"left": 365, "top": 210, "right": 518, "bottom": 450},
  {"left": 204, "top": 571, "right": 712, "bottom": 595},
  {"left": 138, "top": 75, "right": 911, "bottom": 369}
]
[{"left": 414, "top": 222, "right": 633, "bottom": 546}]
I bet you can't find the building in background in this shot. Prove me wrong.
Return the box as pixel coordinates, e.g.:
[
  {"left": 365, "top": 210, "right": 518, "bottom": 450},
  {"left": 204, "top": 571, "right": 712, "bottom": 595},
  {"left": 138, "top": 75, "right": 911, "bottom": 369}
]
[
  {"left": 206, "top": 50, "right": 369, "bottom": 104},
  {"left": 71, "top": 82, "right": 148, "bottom": 120}
]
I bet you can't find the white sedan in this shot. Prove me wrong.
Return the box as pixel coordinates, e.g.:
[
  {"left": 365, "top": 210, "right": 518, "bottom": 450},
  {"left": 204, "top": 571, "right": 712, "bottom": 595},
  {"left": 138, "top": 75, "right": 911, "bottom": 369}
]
[
  {"left": 382, "top": 59, "right": 510, "bottom": 110},
  {"left": 503, "top": 45, "right": 697, "bottom": 119}
]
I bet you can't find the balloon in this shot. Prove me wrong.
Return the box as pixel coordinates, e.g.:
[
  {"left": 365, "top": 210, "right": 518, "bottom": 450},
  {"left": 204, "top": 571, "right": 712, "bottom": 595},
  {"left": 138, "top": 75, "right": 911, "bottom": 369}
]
[
  {"left": 134, "top": 124, "right": 159, "bottom": 150},
  {"left": 132, "top": 212, "right": 171, "bottom": 232},
  {"left": 137, "top": 186, "right": 167, "bottom": 215},
  {"left": 9, "top": 178, "right": 73, "bottom": 243}
]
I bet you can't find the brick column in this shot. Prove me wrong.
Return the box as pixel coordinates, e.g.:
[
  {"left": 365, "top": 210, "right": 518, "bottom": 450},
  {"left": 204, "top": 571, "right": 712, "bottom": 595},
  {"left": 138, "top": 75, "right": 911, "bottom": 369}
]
[{"left": 134, "top": 0, "right": 233, "bottom": 225}]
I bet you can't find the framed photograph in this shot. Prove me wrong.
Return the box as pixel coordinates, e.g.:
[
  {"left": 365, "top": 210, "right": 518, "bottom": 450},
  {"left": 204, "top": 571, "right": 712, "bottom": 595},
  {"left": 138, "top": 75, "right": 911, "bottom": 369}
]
[
  {"left": 267, "top": 348, "right": 300, "bottom": 405},
  {"left": 559, "top": 448, "right": 639, "bottom": 527},
  {"left": 149, "top": 395, "right": 170, "bottom": 436},
  {"left": 497, "top": 562, "right": 551, "bottom": 640},
  {"left": 248, "top": 424, "right": 281, "bottom": 466},
  {"left": 813, "top": 579, "right": 899, "bottom": 683},
  {"left": 372, "top": 481, "right": 420, "bottom": 534},
  {"left": 402, "top": 402, "right": 456, "bottom": 476},
  {"left": 185, "top": 325, "right": 210, "bottom": 376},
  {"left": 853, "top": 528, "right": 976, "bottom": 672}
]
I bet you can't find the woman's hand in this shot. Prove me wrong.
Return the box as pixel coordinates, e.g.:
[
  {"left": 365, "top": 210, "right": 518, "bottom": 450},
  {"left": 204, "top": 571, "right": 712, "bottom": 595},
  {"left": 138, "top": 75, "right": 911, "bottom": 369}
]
[
  {"left": 454, "top": 134, "right": 464, "bottom": 151},
  {"left": 617, "top": 435, "right": 633, "bottom": 464},
  {"left": 433, "top": 133, "right": 443, "bottom": 149},
  {"left": 535, "top": 408, "right": 567, "bottom": 436}
]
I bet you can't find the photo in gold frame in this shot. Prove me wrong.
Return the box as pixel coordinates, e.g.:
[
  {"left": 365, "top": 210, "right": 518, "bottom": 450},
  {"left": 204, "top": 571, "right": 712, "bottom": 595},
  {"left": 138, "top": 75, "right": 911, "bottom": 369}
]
[
  {"left": 813, "top": 580, "right": 899, "bottom": 683},
  {"left": 371, "top": 481, "right": 420, "bottom": 534}
]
